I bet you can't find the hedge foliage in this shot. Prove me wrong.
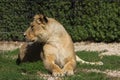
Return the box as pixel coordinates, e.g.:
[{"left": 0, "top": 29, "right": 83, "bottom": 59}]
[{"left": 0, "top": 0, "right": 120, "bottom": 42}]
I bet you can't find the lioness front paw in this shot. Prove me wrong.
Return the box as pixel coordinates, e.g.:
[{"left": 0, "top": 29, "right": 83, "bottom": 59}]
[
  {"left": 63, "top": 69, "right": 74, "bottom": 76},
  {"left": 52, "top": 69, "right": 64, "bottom": 76}
]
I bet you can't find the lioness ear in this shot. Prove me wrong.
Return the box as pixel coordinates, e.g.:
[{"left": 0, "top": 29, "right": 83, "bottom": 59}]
[
  {"left": 43, "top": 16, "right": 48, "bottom": 23},
  {"left": 36, "top": 14, "right": 48, "bottom": 24}
]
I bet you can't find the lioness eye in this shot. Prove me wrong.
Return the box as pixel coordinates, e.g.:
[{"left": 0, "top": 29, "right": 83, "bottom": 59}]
[{"left": 31, "top": 26, "right": 34, "bottom": 30}]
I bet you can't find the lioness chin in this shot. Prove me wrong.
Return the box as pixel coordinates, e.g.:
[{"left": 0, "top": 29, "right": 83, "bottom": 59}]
[{"left": 23, "top": 14, "right": 103, "bottom": 76}]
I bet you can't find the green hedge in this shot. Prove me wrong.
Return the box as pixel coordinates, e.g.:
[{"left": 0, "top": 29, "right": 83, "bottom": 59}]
[{"left": 0, "top": 0, "right": 120, "bottom": 42}]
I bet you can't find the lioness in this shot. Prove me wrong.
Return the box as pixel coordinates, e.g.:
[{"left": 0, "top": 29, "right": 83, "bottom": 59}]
[{"left": 24, "top": 14, "right": 103, "bottom": 76}]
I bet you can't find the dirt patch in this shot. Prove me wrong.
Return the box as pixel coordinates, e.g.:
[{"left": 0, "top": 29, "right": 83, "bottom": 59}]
[
  {"left": 74, "top": 42, "right": 120, "bottom": 56},
  {"left": 0, "top": 41, "right": 24, "bottom": 51},
  {"left": 82, "top": 69, "right": 120, "bottom": 78},
  {"left": 37, "top": 71, "right": 62, "bottom": 80}
]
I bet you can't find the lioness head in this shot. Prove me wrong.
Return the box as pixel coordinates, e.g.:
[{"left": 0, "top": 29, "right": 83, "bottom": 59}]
[{"left": 24, "top": 14, "right": 49, "bottom": 42}]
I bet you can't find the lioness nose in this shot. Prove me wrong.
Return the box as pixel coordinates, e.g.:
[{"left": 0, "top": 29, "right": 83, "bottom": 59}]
[{"left": 23, "top": 33, "right": 26, "bottom": 37}]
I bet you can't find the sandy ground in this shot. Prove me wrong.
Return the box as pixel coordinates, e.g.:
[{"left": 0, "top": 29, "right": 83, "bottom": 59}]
[
  {"left": 0, "top": 41, "right": 23, "bottom": 51},
  {"left": 81, "top": 69, "right": 120, "bottom": 78},
  {"left": 74, "top": 42, "right": 120, "bottom": 56}
]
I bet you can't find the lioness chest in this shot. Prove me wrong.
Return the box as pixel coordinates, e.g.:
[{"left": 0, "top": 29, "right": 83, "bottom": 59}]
[
  {"left": 50, "top": 42, "right": 68, "bottom": 68},
  {"left": 56, "top": 47, "right": 66, "bottom": 68}
]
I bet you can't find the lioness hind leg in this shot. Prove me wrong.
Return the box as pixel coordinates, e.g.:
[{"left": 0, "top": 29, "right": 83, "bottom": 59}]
[{"left": 62, "top": 59, "right": 76, "bottom": 76}]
